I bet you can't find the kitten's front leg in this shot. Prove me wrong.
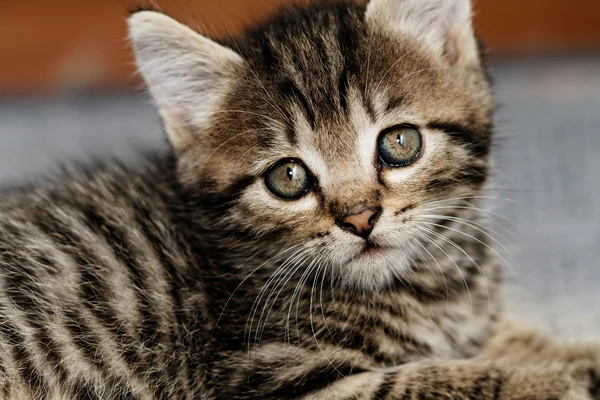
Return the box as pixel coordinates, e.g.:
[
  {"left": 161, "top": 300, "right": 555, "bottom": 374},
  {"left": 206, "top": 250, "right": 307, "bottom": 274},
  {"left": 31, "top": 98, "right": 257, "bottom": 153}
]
[
  {"left": 222, "top": 326, "right": 600, "bottom": 400},
  {"left": 483, "top": 320, "right": 600, "bottom": 367},
  {"left": 306, "top": 360, "right": 595, "bottom": 400},
  {"left": 477, "top": 320, "right": 600, "bottom": 398},
  {"left": 225, "top": 351, "right": 596, "bottom": 400}
]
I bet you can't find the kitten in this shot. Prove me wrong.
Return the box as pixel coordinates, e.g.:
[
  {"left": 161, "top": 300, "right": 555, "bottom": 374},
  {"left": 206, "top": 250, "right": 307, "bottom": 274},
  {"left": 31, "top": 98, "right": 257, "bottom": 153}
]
[{"left": 0, "top": 0, "right": 598, "bottom": 398}]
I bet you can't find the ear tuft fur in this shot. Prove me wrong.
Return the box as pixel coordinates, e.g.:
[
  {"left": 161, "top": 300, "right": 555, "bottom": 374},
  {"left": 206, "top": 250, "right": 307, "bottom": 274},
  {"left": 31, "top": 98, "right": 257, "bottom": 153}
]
[
  {"left": 128, "top": 11, "right": 243, "bottom": 151},
  {"left": 366, "top": 0, "right": 479, "bottom": 66}
]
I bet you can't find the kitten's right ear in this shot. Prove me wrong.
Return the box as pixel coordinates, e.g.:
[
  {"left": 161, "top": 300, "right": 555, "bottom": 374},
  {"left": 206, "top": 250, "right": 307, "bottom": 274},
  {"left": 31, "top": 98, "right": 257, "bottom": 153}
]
[
  {"left": 128, "top": 11, "right": 243, "bottom": 151},
  {"left": 365, "top": 0, "right": 479, "bottom": 66}
]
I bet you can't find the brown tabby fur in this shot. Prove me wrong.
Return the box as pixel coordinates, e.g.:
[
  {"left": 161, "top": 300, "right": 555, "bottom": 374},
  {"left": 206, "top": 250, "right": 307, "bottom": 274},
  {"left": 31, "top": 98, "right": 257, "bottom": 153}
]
[{"left": 0, "top": 0, "right": 598, "bottom": 398}]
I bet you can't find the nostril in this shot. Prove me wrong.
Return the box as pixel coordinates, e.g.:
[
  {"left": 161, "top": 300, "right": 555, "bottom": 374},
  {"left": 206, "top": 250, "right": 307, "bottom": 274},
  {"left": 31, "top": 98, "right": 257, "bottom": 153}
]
[
  {"left": 368, "top": 208, "right": 382, "bottom": 226},
  {"left": 340, "top": 222, "right": 358, "bottom": 234}
]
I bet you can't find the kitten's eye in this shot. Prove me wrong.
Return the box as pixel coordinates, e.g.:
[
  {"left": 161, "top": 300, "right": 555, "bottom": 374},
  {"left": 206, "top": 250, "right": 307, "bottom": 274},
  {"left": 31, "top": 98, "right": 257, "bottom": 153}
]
[
  {"left": 378, "top": 126, "right": 422, "bottom": 167},
  {"left": 265, "top": 159, "right": 313, "bottom": 199}
]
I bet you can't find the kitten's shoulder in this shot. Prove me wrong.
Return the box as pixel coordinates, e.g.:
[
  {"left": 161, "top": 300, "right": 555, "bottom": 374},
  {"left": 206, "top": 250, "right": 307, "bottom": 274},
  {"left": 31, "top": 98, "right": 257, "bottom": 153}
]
[{"left": 0, "top": 151, "right": 176, "bottom": 215}]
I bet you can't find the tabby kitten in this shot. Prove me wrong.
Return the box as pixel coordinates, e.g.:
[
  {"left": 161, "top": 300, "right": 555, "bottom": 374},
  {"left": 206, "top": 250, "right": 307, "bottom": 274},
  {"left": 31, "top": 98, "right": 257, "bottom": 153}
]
[{"left": 0, "top": 0, "right": 599, "bottom": 398}]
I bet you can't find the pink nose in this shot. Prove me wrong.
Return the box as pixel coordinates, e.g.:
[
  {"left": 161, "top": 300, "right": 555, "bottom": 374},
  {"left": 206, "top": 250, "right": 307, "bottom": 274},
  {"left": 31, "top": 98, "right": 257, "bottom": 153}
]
[{"left": 342, "top": 209, "right": 379, "bottom": 238}]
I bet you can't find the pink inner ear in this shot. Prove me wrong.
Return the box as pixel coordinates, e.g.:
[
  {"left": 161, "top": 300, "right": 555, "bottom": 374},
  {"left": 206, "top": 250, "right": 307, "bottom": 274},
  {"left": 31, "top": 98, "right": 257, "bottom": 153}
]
[
  {"left": 438, "top": 1, "right": 474, "bottom": 63},
  {"left": 444, "top": 25, "right": 463, "bottom": 65}
]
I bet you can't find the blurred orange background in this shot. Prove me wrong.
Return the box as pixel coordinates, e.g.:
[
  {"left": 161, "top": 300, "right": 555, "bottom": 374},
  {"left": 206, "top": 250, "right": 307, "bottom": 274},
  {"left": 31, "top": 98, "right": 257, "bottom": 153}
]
[{"left": 2, "top": 0, "right": 600, "bottom": 93}]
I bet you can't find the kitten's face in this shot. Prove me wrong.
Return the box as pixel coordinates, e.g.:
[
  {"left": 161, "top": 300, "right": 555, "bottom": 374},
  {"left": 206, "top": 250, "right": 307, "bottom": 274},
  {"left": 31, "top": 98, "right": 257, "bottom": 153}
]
[{"left": 130, "top": 0, "right": 494, "bottom": 290}]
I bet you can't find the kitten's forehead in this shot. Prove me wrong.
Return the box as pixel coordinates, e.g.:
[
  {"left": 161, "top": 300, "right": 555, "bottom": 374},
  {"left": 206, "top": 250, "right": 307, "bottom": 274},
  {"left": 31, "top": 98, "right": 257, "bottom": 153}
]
[
  {"left": 236, "top": 2, "right": 467, "bottom": 131},
  {"left": 238, "top": 3, "right": 368, "bottom": 127},
  {"left": 293, "top": 86, "right": 383, "bottom": 184}
]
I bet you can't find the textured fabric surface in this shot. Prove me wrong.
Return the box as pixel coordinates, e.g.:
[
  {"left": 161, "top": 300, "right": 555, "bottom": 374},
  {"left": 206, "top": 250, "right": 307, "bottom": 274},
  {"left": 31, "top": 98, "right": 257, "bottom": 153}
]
[
  {"left": 0, "top": 57, "right": 598, "bottom": 338},
  {"left": 491, "top": 58, "right": 600, "bottom": 339}
]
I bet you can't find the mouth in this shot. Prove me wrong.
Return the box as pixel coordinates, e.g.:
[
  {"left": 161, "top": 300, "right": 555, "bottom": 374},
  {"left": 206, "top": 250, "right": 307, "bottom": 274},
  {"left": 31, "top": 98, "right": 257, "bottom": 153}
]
[{"left": 357, "top": 241, "right": 388, "bottom": 257}]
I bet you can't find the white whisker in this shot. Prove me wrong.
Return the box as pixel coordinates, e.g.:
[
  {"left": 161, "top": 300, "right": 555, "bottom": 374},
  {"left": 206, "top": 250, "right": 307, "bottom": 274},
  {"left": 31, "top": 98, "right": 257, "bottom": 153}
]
[
  {"left": 245, "top": 247, "right": 307, "bottom": 355},
  {"left": 318, "top": 259, "right": 339, "bottom": 347},
  {"left": 256, "top": 252, "right": 313, "bottom": 349},
  {"left": 421, "top": 205, "right": 522, "bottom": 232},
  {"left": 212, "top": 245, "right": 299, "bottom": 336},
  {"left": 250, "top": 249, "right": 311, "bottom": 350},
  {"left": 419, "top": 220, "right": 521, "bottom": 285},
  {"left": 309, "top": 259, "right": 346, "bottom": 378},
  {"left": 419, "top": 226, "right": 492, "bottom": 316},
  {"left": 414, "top": 228, "right": 473, "bottom": 310},
  {"left": 420, "top": 214, "right": 530, "bottom": 272},
  {"left": 412, "top": 238, "right": 450, "bottom": 302},
  {"left": 405, "top": 238, "right": 444, "bottom": 292}
]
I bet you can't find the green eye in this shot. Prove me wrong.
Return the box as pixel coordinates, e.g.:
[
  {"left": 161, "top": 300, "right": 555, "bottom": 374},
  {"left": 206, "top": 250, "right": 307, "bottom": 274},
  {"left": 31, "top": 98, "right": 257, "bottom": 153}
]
[
  {"left": 378, "top": 126, "right": 422, "bottom": 167},
  {"left": 265, "top": 159, "right": 313, "bottom": 199}
]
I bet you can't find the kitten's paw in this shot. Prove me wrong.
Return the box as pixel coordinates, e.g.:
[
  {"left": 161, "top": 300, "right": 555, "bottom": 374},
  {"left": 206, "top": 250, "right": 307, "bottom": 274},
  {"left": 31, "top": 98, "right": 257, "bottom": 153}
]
[
  {"left": 585, "top": 369, "right": 600, "bottom": 400},
  {"left": 564, "top": 344, "right": 600, "bottom": 400},
  {"left": 496, "top": 353, "right": 600, "bottom": 399},
  {"left": 562, "top": 361, "right": 600, "bottom": 400}
]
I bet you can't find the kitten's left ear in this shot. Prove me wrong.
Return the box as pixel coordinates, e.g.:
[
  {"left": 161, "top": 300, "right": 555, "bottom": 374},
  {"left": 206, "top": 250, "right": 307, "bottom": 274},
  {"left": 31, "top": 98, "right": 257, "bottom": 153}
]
[
  {"left": 366, "top": 0, "right": 479, "bottom": 66},
  {"left": 128, "top": 11, "right": 243, "bottom": 151}
]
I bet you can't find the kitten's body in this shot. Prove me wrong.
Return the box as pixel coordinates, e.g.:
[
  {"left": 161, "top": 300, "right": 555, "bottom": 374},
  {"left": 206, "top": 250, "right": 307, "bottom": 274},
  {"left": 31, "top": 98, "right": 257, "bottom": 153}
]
[
  {"left": 0, "top": 1, "right": 599, "bottom": 399},
  {"left": 0, "top": 154, "right": 496, "bottom": 399},
  {"left": 0, "top": 156, "right": 495, "bottom": 398}
]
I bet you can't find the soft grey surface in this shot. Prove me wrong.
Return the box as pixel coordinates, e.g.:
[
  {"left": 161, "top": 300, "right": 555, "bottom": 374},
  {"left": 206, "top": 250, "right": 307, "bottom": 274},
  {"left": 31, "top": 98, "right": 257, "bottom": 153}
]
[
  {"left": 0, "top": 57, "right": 599, "bottom": 338},
  {"left": 490, "top": 58, "right": 600, "bottom": 339}
]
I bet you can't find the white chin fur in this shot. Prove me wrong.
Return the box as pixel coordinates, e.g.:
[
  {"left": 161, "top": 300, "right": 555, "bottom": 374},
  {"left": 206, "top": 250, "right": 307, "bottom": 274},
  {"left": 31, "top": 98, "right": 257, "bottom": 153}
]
[
  {"left": 333, "top": 248, "right": 415, "bottom": 292},
  {"left": 313, "top": 227, "right": 417, "bottom": 291}
]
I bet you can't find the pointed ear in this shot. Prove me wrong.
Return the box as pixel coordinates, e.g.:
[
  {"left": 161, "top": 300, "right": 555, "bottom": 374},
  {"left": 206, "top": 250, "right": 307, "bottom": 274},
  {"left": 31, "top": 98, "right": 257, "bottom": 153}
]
[
  {"left": 128, "top": 11, "right": 243, "bottom": 150},
  {"left": 365, "top": 0, "right": 479, "bottom": 66}
]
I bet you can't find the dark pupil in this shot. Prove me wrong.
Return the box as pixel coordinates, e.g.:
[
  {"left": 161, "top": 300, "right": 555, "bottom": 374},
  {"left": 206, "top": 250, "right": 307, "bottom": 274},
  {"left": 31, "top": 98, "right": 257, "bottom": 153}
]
[
  {"left": 397, "top": 133, "right": 405, "bottom": 148},
  {"left": 286, "top": 166, "right": 294, "bottom": 180}
]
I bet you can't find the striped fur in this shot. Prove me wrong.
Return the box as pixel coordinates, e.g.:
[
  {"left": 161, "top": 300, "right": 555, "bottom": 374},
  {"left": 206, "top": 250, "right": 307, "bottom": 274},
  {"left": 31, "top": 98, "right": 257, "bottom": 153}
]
[{"left": 0, "top": 0, "right": 599, "bottom": 398}]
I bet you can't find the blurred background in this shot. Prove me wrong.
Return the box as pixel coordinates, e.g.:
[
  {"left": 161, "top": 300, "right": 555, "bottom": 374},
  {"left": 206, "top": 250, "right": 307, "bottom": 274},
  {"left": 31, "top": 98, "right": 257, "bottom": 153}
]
[{"left": 0, "top": 0, "right": 599, "bottom": 337}]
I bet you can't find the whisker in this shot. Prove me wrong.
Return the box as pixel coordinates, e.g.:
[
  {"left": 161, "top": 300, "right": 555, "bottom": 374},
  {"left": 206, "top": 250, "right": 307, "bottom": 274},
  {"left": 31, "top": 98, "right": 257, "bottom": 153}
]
[
  {"left": 420, "top": 214, "right": 531, "bottom": 270},
  {"left": 414, "top": 228, "right": 473, "bottom": 309},
  {"left": 255, "top": 252, "right": 313, "bottom": 350},
  {"left": 384, "top": 65, "right": 455, "bottom": 94},
  {"left": 417, "top": 193, "right": 566, "bottom": 218},
  {"left": 198, "top": 127, "right": 266, "bottom": 173},
  {"left": 245, "top": 247, "right": 307, "bottom": 353},
  {"left": 411, "top": 238, "right": 450, "bottom": 302},
  {"left": 212, "top": 244, "right": 300, "bottom": 336},
  {"left": 285, "top": 254, "right": 318, "bottom": 345},
  {"left": 211, "top": 109, "right": 285, "bottom": 129},
  {"left": 364, "top": 36, "right": 373, "bottom": 100},
  {"left": 418, "top": 195, "right": 523, "bottom": 208},
  {"left": 405, "top": 238, "right": 444, "bottom": 290},
  {"left": 249, "top": 249, "right": 310, "bottom": 351},
  {"left": 421, "top": 205, "right": 522, "bottom": 232},
  {"left": 419, "top": 220, "right": 522, "bottom": 285},
  {"left": 292, "top": 255, "right": 321, "bottom": 345},
  {"left": 372, "top": 42, "right": 446, "bottom": 96},
  {"left": 419, "top": 226, "right": 492, "bottom": 316},
  {"left": 318, "top": 259, "right": 339, "bottom": 348},
  {"left": 309, "top": 259, "right": 347, "bottom": 378}
]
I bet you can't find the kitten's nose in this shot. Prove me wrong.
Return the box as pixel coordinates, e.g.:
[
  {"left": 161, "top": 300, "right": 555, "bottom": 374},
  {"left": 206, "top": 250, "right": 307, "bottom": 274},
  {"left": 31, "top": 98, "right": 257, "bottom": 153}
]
[{"left": 341, "top": 208, "right": 381, "bottom": 238}]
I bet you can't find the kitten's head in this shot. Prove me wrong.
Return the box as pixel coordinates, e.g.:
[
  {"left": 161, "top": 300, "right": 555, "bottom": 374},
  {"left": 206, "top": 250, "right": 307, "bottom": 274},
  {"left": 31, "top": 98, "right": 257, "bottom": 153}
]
[{"left": 129, "top": 0, "right": 494, "bottom": 291}]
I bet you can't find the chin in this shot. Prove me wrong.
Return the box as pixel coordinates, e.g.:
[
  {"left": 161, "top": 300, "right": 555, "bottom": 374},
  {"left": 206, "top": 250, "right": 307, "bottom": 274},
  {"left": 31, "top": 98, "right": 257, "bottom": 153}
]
[{"left": 337, "top": 247, "right": 414, "bottom": 292}]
